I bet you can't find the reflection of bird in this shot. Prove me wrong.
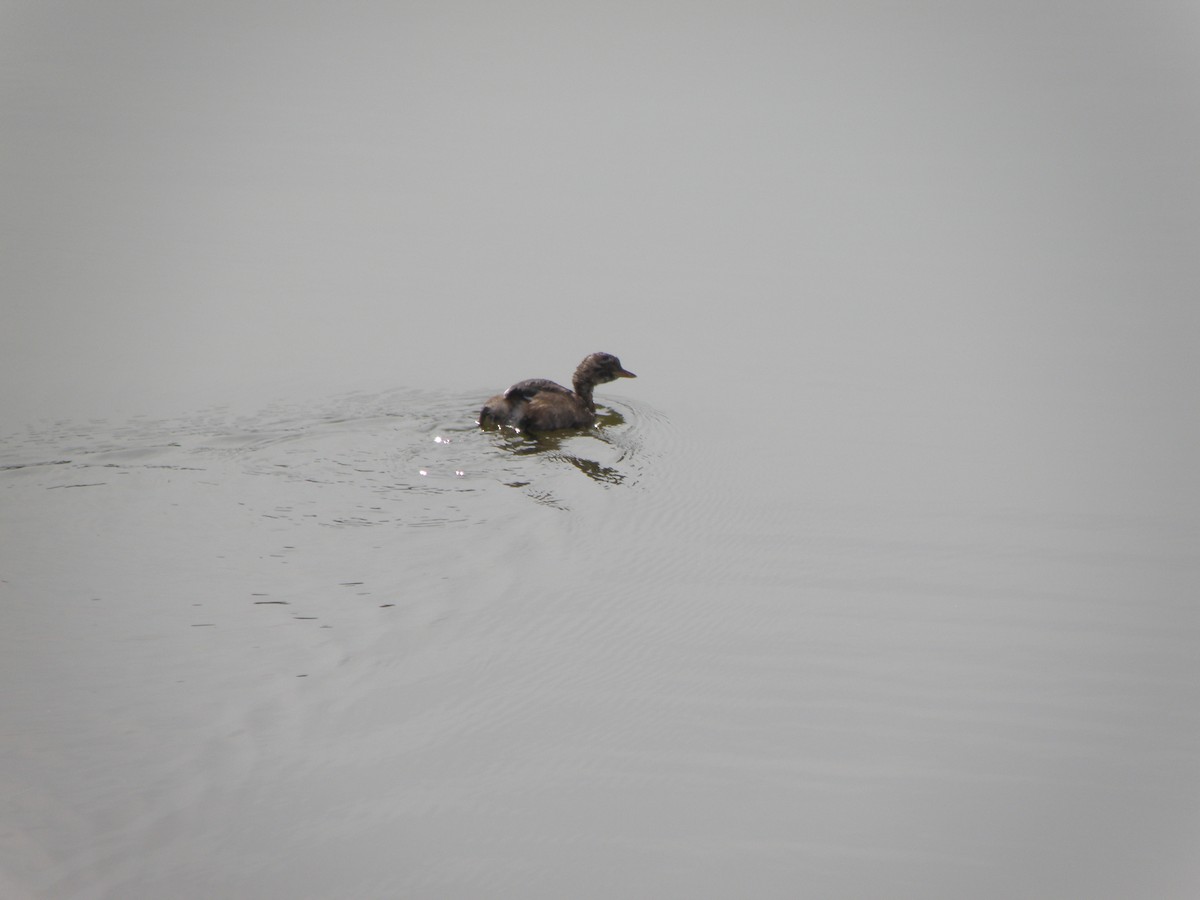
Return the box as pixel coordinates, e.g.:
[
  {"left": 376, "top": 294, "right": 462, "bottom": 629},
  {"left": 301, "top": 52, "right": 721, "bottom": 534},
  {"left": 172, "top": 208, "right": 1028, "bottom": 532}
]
[{"left": 479, "top": 352, "right": 637, "bottom": 432}]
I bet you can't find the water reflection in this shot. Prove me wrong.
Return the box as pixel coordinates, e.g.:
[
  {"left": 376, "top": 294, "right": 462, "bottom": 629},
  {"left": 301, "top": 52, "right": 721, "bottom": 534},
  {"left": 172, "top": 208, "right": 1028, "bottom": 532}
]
[{"left": 483, "top": 407, "right": 630, "bottom": 486}]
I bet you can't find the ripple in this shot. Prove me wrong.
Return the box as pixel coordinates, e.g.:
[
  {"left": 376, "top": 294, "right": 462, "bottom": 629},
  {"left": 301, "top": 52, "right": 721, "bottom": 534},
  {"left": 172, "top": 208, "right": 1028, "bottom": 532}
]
[{"left": 1, "top": 387, "right": 675, "bottom": 532}]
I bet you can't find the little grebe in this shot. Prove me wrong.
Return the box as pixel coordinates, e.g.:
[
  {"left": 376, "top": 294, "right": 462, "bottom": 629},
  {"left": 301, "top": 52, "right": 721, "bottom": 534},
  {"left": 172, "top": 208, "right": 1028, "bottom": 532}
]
[{"left": 479, "top": 352, "right": 636, "bottom": 432}]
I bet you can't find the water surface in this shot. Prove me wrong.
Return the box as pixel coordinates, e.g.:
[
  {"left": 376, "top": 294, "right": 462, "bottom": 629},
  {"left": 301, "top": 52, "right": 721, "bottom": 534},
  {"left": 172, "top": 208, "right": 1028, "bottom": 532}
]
[{"left": 2, "top": 3, "right": 1199, "bottom": 898}]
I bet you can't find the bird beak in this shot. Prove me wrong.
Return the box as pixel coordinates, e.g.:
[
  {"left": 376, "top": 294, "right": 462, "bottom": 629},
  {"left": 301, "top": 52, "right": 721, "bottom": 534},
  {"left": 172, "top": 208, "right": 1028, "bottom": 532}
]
[{"left": 616, "top": 367, "right": 636, "bottom": 378}]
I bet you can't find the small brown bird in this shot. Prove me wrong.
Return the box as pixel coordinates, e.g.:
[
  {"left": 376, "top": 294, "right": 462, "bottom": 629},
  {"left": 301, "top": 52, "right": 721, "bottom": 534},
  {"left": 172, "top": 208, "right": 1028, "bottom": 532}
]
[{"left": 479, "top": 352, "right": 637, "bottom": 432}]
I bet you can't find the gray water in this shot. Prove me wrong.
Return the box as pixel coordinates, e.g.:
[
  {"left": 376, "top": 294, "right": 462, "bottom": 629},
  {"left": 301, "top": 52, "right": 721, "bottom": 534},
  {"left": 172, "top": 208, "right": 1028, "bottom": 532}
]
[{"left": 2, "top": 3, "right": 1198, "bottom": 898}]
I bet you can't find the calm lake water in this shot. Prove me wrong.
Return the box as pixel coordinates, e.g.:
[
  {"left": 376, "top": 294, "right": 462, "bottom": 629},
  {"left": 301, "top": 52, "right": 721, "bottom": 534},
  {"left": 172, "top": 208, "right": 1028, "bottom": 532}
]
[{"left": 3, "top": 3, "right": 1199, "bottom": 898}]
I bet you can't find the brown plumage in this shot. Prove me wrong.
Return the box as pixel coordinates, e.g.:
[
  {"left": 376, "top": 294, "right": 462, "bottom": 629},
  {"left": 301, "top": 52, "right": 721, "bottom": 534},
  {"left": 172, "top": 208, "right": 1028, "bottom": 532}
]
[{"left": 479, "top": 352, "right": 637, "bottom": 432}]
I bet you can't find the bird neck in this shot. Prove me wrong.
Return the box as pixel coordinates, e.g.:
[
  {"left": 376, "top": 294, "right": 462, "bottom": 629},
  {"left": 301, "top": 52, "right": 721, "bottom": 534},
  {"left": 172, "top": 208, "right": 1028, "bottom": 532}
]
[{"left": 572, "top": 379, "right": 596, "bottom": 411}]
